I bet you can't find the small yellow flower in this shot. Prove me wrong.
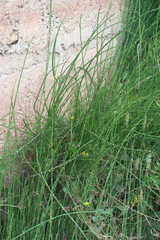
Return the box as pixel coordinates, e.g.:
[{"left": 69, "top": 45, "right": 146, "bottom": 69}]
[
  {"left": 83, "top": 202, "right": 89, "bottom": 206},
  {"left": 70, "top": 116, "right": 74, "bottom": 120},
  {"left": 83, "top": 152, "right": 88, "bottom": 156}
]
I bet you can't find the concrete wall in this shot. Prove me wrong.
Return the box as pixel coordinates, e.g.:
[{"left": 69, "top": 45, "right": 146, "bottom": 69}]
[{"left": 0, "top": 0, "right": 125, "bottom": 153}]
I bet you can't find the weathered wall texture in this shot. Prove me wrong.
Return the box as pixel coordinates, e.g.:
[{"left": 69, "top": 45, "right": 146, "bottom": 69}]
[{"left": 0, "top": 0, "right": 124, "bottom": 153}]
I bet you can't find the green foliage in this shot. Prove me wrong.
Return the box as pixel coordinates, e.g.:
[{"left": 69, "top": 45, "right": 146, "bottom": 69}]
[{"left": 0, "top": 0, "right": 160, "bottom": 239}]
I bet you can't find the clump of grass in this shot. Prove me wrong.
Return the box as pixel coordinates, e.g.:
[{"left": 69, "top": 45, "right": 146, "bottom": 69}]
[{"left": 0, "top": 0, "right": 160, "bottom": 239}]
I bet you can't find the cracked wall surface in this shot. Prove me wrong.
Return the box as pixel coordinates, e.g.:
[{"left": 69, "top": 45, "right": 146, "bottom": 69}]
[{"left": 0, "top": 0, "right": 125, "bottom": 153}]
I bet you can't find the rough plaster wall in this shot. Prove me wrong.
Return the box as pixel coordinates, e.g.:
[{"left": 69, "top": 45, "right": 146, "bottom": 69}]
[{"left": 0, "top": 0, "right": 124, "bottom": 153}]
